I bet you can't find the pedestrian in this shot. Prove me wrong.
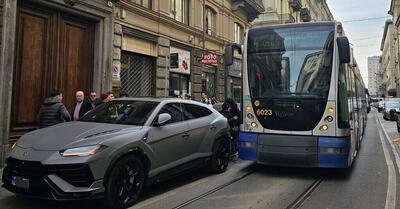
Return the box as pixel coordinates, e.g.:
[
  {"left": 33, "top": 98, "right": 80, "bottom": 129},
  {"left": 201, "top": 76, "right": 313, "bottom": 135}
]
[
  {"left": 73, "top": 91, "right": 93, "bottom": 121},
  {"left": 201, "top": 91, "right": 214, "bottom": 106},
  {"left": 101, "top": 91, "right": 114, "bottom": 103},
  {"left": 220, "top": 98, "right": 241, "bottom": 158},
  {"left": 184, "top": 94, "right": 191, "bottom": 100},
  {"left": 211, "top": 96, "right": 219, "bottom": 104},
  {"left": 36, "top": 90, "right": 71, "bottom": 128},
  {"left": 119, "top": 91, "right": 129, "bottom": 98},
  {"left": 88, "top": 90, "right": 102, "bottom": 108}
]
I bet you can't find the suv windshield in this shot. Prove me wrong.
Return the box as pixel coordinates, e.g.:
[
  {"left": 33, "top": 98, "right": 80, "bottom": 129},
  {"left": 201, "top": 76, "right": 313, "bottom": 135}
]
[
  {"left": 80, "top": 101, "right": 159, "bottom": 126},
  {"left": 247, "top": 24, "right": 334, "bottom": 99}
]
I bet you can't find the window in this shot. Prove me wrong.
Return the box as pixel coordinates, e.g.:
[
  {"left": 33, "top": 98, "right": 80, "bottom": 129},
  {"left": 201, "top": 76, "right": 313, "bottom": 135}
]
[
  {"left": 170, "top": 0, "right": 189, "bottom": 24},
  {"left": 205, "top": 6, "right": 216, "bottom": 36},
  {"left": 202, "top": 71, "right": 216, "bottom": 97},
  {"left": 181, "top": 104, "right": 212, "bottom": 120},
  {"left": 130, "top": 0, "right": 152, "bottom": 9},
  {"left": 157, "top": 103, "right": 184, "bottom": 124},
  {"left": 120, "top": 52, "right": 155, "bottom": 97},
  {"left": 338, "top": 64, "right": 349, "bottom": 128},
  {"left": 80, "top": 101, "right": 159, "bottom": 126},
  {"left": 169, "top": 73, "right": 190, "bottom": 97},
  {"left": 234, "top": 23, "right": 244, "bottom": 44}
]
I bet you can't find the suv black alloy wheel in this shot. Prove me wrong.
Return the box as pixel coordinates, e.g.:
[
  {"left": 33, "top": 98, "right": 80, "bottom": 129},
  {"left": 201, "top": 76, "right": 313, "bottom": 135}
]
[
  {"left": 210, "top": 138, "right": 230, "bottom": 174},
  {"left": 105, "top": 155, "right": 145, "bottom": 209}
]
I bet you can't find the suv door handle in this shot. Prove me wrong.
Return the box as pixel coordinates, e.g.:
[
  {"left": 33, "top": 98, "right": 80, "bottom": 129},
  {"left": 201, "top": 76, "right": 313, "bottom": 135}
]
[
  {"left": 210, "top": 125, "right": 217, "bottom": 130},
  {"left": 182, "top": 133, "right": 189, "bottom": 138}
]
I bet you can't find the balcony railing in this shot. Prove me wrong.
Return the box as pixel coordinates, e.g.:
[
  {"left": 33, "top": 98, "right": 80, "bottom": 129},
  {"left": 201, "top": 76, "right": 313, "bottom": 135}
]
[
  {"left": 300, "top": 8, "right": 311, "bottom": 22},
  {"left": 289, "top": 0, "right": 302, "bottom": 11}
]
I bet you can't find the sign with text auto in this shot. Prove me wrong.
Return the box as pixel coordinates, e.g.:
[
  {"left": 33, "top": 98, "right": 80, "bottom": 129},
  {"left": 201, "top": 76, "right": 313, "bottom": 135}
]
[{"left": 202, "top": 52, "right": 219, "bottom": 64}]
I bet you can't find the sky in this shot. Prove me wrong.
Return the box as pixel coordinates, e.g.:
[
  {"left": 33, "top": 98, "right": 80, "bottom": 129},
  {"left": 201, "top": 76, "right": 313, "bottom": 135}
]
[{"left": 326, "top": 0, "right": 392, "bottom": 85}]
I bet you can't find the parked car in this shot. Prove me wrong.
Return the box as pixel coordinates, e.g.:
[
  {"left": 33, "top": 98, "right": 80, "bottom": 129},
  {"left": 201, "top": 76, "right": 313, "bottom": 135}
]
[
  {"left": 2, "top": 98, "right": 230, "bottom": 209},
  {"left": 378, "top": 101, "right": 385, "bottom": 112},
  {"left": 382, "top": 101, "right": 400, "bottom": 121}
]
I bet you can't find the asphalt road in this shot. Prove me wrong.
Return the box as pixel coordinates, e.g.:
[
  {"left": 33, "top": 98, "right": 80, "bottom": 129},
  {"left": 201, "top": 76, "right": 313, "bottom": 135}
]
[{"left": 0, "top": 109, "right": 399, "bottom": 209}]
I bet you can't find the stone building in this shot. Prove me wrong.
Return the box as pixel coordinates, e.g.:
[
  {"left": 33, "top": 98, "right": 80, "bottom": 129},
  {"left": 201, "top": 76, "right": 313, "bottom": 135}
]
[
  {"left": 368, "top": 56, "right": 380, "bottom": 97},
  {"left": 111, "top": 0, "right": 264, "bottom": 103},
  {"left": 0, "top": 0, "right": 114, "bottom": 165},
  {"left": 253, "top": 0, "right": 333, "bottom": 26},
  {"left": 0, "top": 0, "right": 264, "bottom": 166},
  {"left": 380, "top": 20, "right": 397, "bottom": 97},
  {"left": 389, "top": 0, "right": 400, "bottom": 96}
]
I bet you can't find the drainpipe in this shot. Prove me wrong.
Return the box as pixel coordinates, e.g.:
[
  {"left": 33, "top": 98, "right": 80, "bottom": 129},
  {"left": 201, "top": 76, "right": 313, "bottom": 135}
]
[{"left": 281, "top": 0, "right": 283, "bottom": 24}]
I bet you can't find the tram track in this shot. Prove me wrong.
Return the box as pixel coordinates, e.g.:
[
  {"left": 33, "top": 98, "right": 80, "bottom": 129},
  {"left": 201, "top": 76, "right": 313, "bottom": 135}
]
[
  {"left": 170, "top": 164, "right": 324, "bottom": 209},
  {"left": 171, "top": 168, "right": 258, "bottom": 209},
  {"left": 285, "top": 178, "right": 324, "bottom": 209}
]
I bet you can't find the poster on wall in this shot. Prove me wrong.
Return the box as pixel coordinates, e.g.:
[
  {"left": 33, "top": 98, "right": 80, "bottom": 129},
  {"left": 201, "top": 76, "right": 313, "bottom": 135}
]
[
  {"left": 112, "top": 64, "right": 121, "bottom": 81},
  {"left": 170, "top": 47, "right": 191, "bottom": 74}
]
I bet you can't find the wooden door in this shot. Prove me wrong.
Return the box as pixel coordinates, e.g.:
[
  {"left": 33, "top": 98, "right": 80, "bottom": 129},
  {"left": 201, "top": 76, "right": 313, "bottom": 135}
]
[
  {"left": 11, "top": 3, "right": 95, "bottom": 134},
  {"left": 12, "top": 5, "right": 54, "bottom": 131},
  {"left": 58, "top": 15, "right": 94, "bottom": 114}
]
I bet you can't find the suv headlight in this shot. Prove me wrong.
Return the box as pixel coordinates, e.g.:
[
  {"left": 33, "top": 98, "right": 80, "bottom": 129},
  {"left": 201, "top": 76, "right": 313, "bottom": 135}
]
[{"left": 60, "top": 145, "right": 106, "bottom": 157}]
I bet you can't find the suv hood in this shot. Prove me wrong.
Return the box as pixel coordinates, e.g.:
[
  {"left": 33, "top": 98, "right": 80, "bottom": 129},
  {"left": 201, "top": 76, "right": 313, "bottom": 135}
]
[{"left": 17, "top": 122, "right": 141, "bottom": 151}]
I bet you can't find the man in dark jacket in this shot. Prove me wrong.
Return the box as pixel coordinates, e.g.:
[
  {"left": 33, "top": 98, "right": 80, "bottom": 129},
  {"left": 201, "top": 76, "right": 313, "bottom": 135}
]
[
  {"left": 88, "top": 91, "right": 102, "bottom": 108},
  {"left": 37, "top": 90, "right": 71, "bottom": 128},
  {"left": 221, "top": 98, "right": 241, "bottom": 157},
  {"left": 73, "top": 91, "right": 93, "bottom": 121}
]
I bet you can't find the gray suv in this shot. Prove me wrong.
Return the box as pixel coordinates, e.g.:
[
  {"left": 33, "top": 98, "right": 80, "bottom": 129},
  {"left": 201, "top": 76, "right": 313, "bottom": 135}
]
[{"left": 2, "top": 98, "right": 230, "bottom": 209}]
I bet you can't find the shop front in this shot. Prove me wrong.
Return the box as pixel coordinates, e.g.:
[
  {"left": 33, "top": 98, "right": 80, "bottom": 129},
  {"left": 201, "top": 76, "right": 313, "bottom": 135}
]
[
  {"left": 169, "top": 46, "right": 191, "bottom": 97},
  {"left": 119, "top": 34, "right": 157, "bottom": 97}
]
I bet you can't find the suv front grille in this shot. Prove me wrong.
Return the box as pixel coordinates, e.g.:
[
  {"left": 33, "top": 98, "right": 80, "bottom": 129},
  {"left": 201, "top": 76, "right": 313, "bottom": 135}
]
[{"left": 5, "top": 157, "right": 94, "bottom": 188}]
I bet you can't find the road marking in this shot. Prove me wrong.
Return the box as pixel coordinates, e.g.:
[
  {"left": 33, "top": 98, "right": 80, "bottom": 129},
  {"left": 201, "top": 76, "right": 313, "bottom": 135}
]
[{"left": 376, "top": 114, "right": 397, "bottom": 209}]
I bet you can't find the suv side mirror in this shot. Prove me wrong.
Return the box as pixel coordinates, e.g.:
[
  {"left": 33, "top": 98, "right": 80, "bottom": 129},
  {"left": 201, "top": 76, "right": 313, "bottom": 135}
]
[
  {"left": 225, "top": 43, "right": 242, "bottom": 66},
  {"left": 337, "top": 36, "right": 350, "bottom": 64},
  {"left": 155, "top": 113, "right": 171, "bottom": 126}
]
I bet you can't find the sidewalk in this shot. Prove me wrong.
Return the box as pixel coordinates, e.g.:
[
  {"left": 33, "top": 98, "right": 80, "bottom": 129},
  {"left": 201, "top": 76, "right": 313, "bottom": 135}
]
[{"left": 376, "top": 110, "right": 400, "bottom": 158}]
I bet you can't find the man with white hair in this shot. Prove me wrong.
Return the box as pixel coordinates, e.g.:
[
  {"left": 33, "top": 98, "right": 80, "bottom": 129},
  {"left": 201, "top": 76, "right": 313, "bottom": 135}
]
[{"left": 73, "top": 91, "right": 93, "bottom": 121}]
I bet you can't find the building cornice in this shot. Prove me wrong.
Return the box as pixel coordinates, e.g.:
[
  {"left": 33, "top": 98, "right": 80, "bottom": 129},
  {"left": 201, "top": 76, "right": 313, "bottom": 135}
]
[{"left": 381, "top": 20, "right": 393, "bottom": 51}]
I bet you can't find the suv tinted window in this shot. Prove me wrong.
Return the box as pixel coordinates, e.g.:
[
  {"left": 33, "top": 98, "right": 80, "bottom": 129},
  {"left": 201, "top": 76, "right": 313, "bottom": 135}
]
[
  {"left": 80, "top": 101, "right": 158, "bottom": 125},
  {"left": 157, "top": 103, "right": 184, "bottom": 124},
  {"left": 182, "top": 103, "right": 212, "bottom": 120}
]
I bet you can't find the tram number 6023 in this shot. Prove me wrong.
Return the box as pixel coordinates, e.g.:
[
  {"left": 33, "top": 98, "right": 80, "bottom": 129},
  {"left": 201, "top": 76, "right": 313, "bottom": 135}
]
[{"left": 256, "top": 109, "right": 273, "bottom": 116}]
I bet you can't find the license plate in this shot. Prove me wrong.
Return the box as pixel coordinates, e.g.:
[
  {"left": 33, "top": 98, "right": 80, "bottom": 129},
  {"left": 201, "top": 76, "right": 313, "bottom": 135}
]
[{"left": 10, "top": 175, "right": 29, "bottom": 189}]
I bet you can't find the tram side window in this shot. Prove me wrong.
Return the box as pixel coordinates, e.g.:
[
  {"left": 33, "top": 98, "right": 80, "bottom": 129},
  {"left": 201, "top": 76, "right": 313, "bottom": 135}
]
[{"left": 338, "top": 63, "right": 350, "bottom": 128}]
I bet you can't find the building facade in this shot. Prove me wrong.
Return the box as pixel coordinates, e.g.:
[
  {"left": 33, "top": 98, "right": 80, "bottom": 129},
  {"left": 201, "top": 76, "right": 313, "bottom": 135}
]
[
  {"left": 111, "top": 0, "right": 264, "bottom": 102},
  {"left": 0, "top": 0, "right": 264, "bottom": 166},
  {"left": 0, "top": 0, "right": 115, "bottom": 165},
  {"left": 253, "top": 0, "right": 333, "bottom": 26},
  {"left": 389, "top": 0, "right": 400, "bottom": 96},
  {"left": 368, "top": 56, "right": 380, "bottom": 97},
  {"left": 380, "top": 20, "right": 397, "bottom": 97}
]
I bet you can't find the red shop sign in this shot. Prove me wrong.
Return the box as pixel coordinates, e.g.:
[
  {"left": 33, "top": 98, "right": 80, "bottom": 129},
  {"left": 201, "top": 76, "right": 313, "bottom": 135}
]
[{"left": 202, "top": 52, "right": 219, "bottom": 64}]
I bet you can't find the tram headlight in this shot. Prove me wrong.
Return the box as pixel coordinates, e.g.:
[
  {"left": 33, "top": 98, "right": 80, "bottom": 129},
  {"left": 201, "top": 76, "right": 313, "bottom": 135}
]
[
  {"left": 247, "top": 113, "right": 254, "bottom": 119},
  {"left": 246, "top": 106, "right": 252, "bottom": 112},
  {"left": 324, "top": 116, "right": 334, "bottom": 123},
  {"left": 251, "top": 122, "right": 258, "bottom": 128},
  {"left": 328, "top": 107, "right": 334, "bottom": 113},
  {"left": 319, "top": 124, "right": 329, "bottom": 131}
]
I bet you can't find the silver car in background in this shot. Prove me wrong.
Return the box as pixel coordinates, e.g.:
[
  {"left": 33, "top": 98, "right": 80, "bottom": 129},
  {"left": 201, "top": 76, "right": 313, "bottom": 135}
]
[{"left": 2, "top": 98, "right": 230, "bottom": 209}]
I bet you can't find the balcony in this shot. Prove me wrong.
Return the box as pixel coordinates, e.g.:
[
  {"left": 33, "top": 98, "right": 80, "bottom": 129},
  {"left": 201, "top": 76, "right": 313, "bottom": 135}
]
[
  {"left": 300, "top": 8, "right": 311, "bottom": 22},
  {"left": 282, "top": 13, "right": 296, "bottom": 23},
  {"left": 289, "top": 0, "right": 302, "bottom": 11},
  {"left": 232, "top": 0, "right": 265, "bottom": 22}
]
